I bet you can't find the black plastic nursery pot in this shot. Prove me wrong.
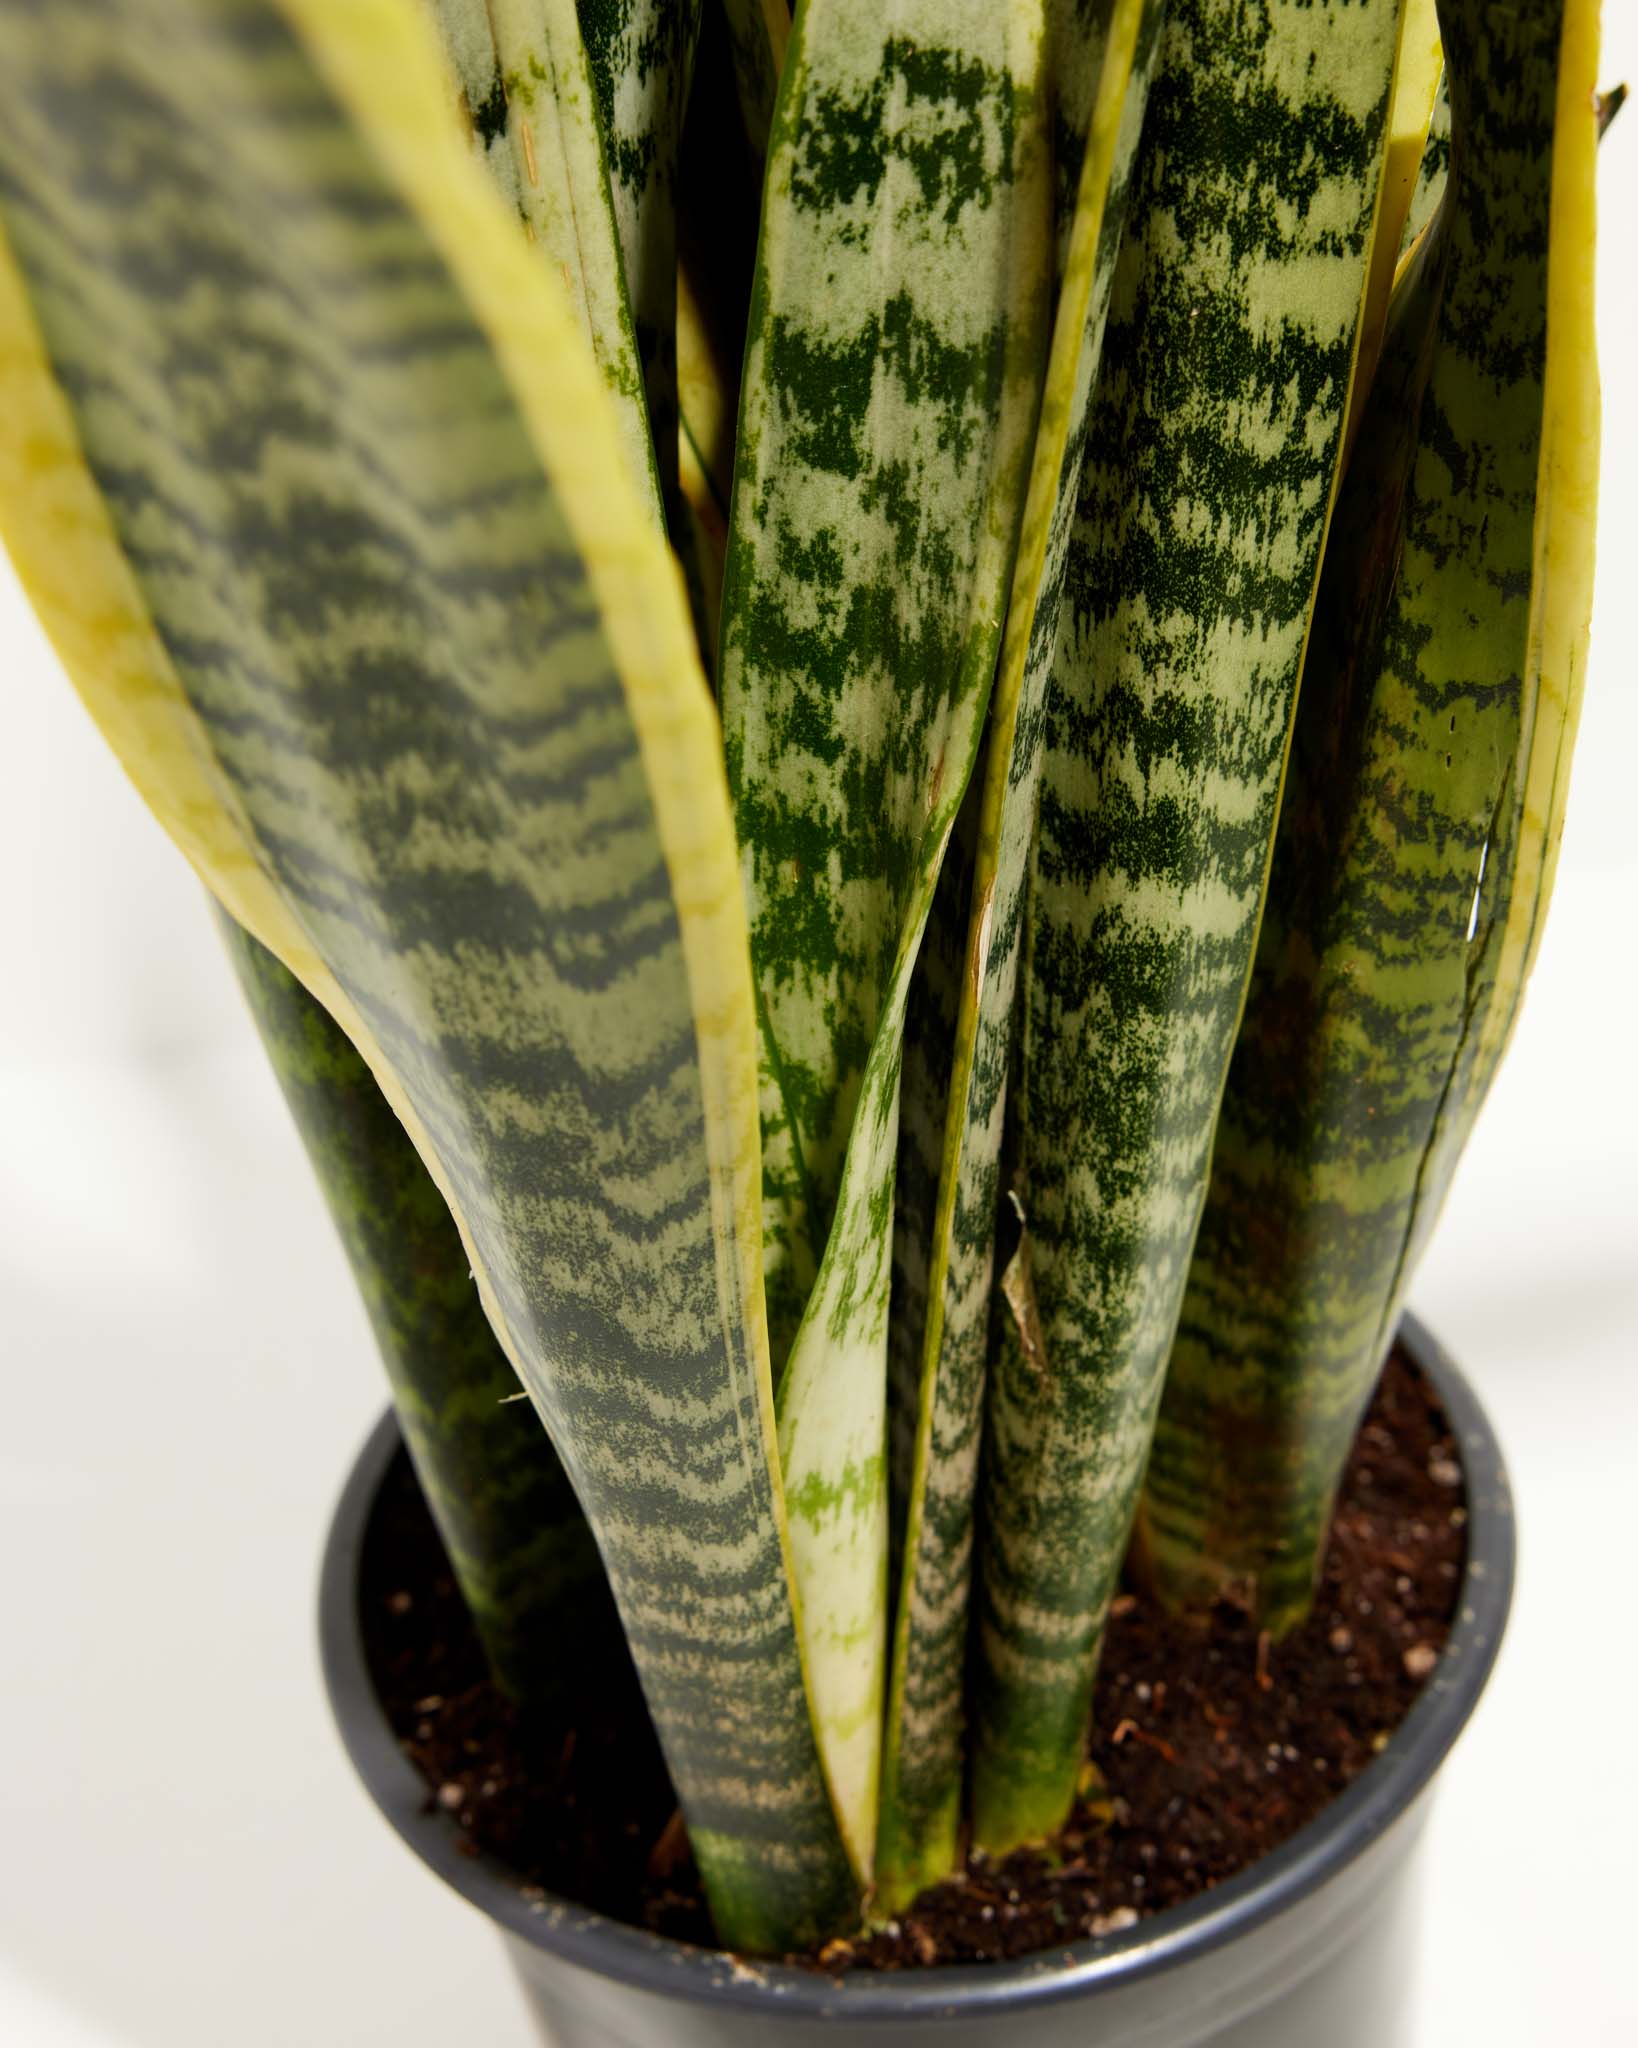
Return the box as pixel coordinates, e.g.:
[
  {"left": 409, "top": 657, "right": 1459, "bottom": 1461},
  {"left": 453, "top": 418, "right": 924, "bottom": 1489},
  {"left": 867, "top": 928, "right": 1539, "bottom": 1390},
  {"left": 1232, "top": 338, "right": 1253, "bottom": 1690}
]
[{"left": 318, "top": 1313, "right": 1512, "bottom": 2048}]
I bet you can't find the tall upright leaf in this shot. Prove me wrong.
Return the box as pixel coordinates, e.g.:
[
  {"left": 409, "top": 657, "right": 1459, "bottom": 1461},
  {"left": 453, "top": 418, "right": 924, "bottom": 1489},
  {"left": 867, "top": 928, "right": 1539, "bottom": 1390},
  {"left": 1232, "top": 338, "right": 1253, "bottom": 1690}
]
[
  {"left": 881, "top": 0, "right": 1146, "bottom": 1633},
  {"left": 1404, "top": 3, "right": 1601, "bottom": 1264},
  {"left": 876, "top": 0, "right": 1164, "bottom": 1911},
  {"left": 718, "top": 1, "right": 1057, "bottom": 1868},
  {"left": 1136, "top": 0, "right": 1600, "bottom": 1631},
  {"left": 970, "top": 0, "right": 1403, "bottom": 1855},
  {"left": 0, "top": 0, "right": 854, "bottom": 1951},
  {"left": 574, "top": 0, "right": 704, "bottom": 536},
  {"left": 220, "top": 918, "right": 604, "bottom": 1705},
  {"left": 1395, "top": 0, "right": 1601, "bottom": 1293}
]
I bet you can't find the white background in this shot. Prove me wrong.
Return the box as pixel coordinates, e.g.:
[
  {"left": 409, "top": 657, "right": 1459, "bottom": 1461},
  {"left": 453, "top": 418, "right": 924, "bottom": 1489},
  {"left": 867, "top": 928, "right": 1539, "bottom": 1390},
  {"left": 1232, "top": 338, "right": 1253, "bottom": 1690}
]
[{"left": 2, "top": 23, "right": 1634, "bottom": 2048}]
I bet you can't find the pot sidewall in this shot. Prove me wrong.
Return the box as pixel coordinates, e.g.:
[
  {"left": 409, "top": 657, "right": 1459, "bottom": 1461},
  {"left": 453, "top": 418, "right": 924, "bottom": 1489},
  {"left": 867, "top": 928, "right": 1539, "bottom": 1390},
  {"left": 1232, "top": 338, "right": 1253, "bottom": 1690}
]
[{"left": 317, "top": 1314, "right": 1512, "bottom": 2044}]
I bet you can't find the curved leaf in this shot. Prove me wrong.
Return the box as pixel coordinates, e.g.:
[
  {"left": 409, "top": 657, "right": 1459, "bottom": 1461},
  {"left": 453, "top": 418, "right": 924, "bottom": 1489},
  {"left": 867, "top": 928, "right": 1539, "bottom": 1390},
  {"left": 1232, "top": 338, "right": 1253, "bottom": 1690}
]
[
  {"left": 1136, "top": 0, "right": 1600, "bottom": 1634},
  {"left": 575, "top": 0, "right": 704, "bottom": 535},
  {"left": 0, "top": 0, "right": 854, "bottom": 1950},
  {"left": 876, "top": 0, "right": 1164, "bottom": 1911},
  {"left": 718, "top": 0, "right": 1058, "bottom": 1870},
  {"left": 969, "top": 0, "right": 1403, "bottom": 1855}
]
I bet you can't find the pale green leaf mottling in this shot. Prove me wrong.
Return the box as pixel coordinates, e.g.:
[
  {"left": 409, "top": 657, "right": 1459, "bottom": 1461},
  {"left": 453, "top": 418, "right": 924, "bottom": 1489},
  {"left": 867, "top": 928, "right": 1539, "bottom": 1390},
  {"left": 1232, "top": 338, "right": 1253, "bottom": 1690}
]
[{"left": 0, "top": 0, "right": 856, "bottom": 1951}]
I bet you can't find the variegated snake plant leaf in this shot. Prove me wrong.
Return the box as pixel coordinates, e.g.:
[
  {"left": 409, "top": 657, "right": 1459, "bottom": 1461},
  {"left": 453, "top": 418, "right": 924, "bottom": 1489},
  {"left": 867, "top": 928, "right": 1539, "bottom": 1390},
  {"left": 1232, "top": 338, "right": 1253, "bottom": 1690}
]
[
  {"left": 1136, "top": 0, "right": 1601, "bottom": 1633},
  {"left": 717, "top": 0, "right": 1062, "bottom": 1873},
  {"left": 876, "top": 0, "right": 1165, "bottom": 1911},
  {"left": 0, "top": 0, "right": 855, "bottom": 1951},
  {"left": 220, "top": 917, "right": 606, "bottom": 1707}
]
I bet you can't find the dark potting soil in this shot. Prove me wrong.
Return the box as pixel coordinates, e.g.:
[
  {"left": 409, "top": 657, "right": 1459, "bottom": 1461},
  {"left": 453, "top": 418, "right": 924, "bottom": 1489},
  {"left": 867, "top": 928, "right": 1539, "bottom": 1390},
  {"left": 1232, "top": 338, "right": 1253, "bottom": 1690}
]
[{"left": 359, "top": 1345, "right": 1466, "bottom": 1970}]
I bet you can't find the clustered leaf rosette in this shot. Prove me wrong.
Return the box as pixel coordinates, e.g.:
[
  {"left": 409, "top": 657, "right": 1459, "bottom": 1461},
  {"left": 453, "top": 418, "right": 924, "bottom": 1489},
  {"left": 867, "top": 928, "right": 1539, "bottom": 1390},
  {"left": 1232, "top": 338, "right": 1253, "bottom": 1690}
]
[{"left": 0, "top": 0, "right": 1601, "bottom": 1953}]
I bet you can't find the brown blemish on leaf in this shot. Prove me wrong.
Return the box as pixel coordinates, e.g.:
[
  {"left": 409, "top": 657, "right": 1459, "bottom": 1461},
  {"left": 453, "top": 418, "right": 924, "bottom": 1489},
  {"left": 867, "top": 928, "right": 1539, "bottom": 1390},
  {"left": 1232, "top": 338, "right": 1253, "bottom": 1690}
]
[
  {"left": 927, "top": 746, "right": 946, "bottom": 817},
  {"left": 969, "top": 879, "right": 995, "bottom": 1003}
]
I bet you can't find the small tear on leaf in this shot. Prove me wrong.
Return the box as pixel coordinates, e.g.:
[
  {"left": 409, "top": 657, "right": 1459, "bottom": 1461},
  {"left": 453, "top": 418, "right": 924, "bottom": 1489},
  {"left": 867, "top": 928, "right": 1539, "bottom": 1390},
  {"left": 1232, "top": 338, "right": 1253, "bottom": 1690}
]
[
  {"left": 1000, "top": 1190, "right": 1048, "bottom": 1388},
  {"left": 498, "top": 1390, "right": 530, "bottom": 1404},
  {"left": 1597, "top": 82, "right": 1628, "bottom": 141}
]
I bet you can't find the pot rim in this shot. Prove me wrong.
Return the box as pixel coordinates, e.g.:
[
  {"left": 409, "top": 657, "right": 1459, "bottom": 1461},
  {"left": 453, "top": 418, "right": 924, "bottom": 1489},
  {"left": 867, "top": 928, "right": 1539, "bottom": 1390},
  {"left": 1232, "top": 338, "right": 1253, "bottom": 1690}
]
[{"left": 317, "top": 1311, "right": 1513, "bottom": 2021}]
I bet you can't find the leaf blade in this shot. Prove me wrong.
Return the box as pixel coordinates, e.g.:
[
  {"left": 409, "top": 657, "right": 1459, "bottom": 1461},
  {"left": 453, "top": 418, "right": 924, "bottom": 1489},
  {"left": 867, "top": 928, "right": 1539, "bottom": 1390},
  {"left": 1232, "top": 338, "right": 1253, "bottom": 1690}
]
[
  {"left": 719, "top": 0, "right": 1059, "bottom": 1869},
  {"left": 969, "top": 0, "right": 1403, "bottom": 1854},
  {"left": 1135, "top": 0, "right": 1600, "bottom": 1633},
  {"left": 876, "top": 0, "right": 1165, "bottom": 1909},
  {"left": 481, "top": 0, "right": 666, "bottom": 520},
  {"left": 221, "top": 916, "right": 606, "bottom": 1703},
  {"left": 574, "top": 0, "right": 704, "bottom": 535},
  {"left": 0, "top": 0, "right": 854, "bottom": 1950}
]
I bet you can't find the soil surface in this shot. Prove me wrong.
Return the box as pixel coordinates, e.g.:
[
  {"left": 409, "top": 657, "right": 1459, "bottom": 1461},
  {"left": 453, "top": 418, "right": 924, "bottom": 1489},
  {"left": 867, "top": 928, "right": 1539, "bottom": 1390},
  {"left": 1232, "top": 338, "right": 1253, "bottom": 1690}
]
[{"left": 360, "top": 1345, "right": 1466, "bottom": 1970}]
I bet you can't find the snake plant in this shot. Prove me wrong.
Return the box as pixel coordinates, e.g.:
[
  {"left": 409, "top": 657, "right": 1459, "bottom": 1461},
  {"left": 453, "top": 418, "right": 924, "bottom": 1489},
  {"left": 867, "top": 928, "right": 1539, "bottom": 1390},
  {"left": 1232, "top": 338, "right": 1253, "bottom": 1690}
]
[{"left": 0, "top": 0, "right": 1603, "bottom": 1952}]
